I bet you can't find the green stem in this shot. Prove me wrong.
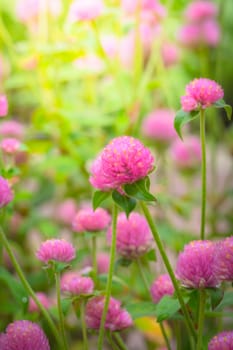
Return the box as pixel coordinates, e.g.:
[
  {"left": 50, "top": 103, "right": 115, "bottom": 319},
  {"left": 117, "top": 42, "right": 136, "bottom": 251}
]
[
  {"left": 197, "top": 290, "right": 206, "bottom": 350},
  {"left": 92, "top": 235, "right": 97, "bottom": 285},
  {"left": 160, "top": 322, "right": 172, "bottom": 350},
  {"left": 200, "top": 109, "right": 206, "bottom": 240},
  {"left": 106, "top": 331, "right": 120, "bottom": 350},
  {"left": 55, "top": 272, "right": 69, "bottom": 350},
  {"left": 113, "top": 333, "right": 129, "bottom": 350},
  {"left": 140, "top": 201, "right": 196, "bottom": 341},
  {"left": 80, "top": 300, "right": 89, "bottom": 350},
  {"left": 0, "top": 226, "right": 62, "bottom": 347},
  {"left": 97, "top": 203, "right": 118, "bottom": 350},
  {"left": 174, "top": 321, "right": 182, "bottom": 350}
]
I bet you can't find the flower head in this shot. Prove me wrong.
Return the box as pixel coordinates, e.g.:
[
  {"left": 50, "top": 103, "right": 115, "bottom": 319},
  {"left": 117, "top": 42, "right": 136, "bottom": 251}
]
[
  {"left": 0, "top": 95, "right": 8, "bottom": 117},
  {"left": 214, "top": 236, "right": 233, "bottom": 282},
  {"left": 171, "top": 136, "right": 201, "bottom": 170},
  {"left": 36, "top": 239, "right": 76, "bottom": 264},
  {"left": 85, "top": 296, "right": 133, "bottom": 331},
  {"left": 208, "top": 331, "right": 233, "bottom": 350},
  {"left": 1, "top": 138, "right": 21, "bottom": 154},
  {"left": 150, "top": 274, "right": 174, "bottom": 303},
  {"left": 176, "top": 240, "right": 219, "bottom": 289},
  {"left": 61, "top": 276, "right": 94, "bottom": 295},
  {"left": 72, "top": 207, "right": 111, "bottom": 232},
  {"left": 185, "top": 1, "right": 218, "bottom": 22},
  {"left": 0, "top": 121, "right": 25, "bottom": 139},
  {"left": 28, "top": 293, "right": 51, "bottom": 313},
  {"left": 68, "top": 0, "right": 104, "bottom": 22},
  {"left": 0, "top": 176, "right": 13, "bottom": 209},
  {"left": 55, "top": 199, "right": 77, "bottom": 225},
  {"left": 179, "top": 21, "right": 220, "bottom": 48},
  {"left": 181, "top": 78, "right": 224, "bottom": 112},
  {"left": 1, "top": 320, "right": 50, "bottom": 350},
  {"left": 161, "top": 43, "right": 179, "bottom": 67},
  {"left": 89, "top": 136, "right": 154, "bottom": 191}
]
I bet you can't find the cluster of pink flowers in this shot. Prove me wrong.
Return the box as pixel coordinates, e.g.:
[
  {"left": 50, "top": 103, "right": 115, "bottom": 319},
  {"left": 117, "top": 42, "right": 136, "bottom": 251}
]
[
  {"left": 150, "top": 274, "right": 174, "bottom": 303},
  {"left": 171, "top": 136, "right": 201, "bottom": 171},
  {"left": 61, "top": 275, "right": 94, "bottom": 295},
  {"left": 36, "top": 239, "right": 76, "bottom": 264},
  {"left": 0, "top": 176, "right": 13, "bottom": 209},
  {"left": 107, "top": 212, "right": 153, "bottom": 259},
  {"left": 179, "top": 0, "right": 220, "bottom": 48},
  {"left": 0, "top": 95, "right": 8, "bottom": 117},
  {"left": 208, "top": 331, "right": 233, "bottom": 350},
  {"left": 67, "top": 0, "right": 104, "bottom": 22},
  {"left": 89, "top": 136, "right": 154, "bottom": 192},
  {"left": 181, "top": 78, "right": 224, "bottom": 112},
  {"left": 72, "top": 207, "right": 111, "bottom": 232},
  {"left": 85, "top": 296, "right": 133, "bottom": 331},
  {"left": 0, "top": 320, "right": 50, "bottom": 350}
]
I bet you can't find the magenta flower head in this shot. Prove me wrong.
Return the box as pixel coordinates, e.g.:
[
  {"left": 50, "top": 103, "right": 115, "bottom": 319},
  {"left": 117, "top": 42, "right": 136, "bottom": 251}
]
[
  {"left": 89, "top": 136, "right": 154, "bottom": 191},
  {"left": 1, "top": 138, "right": 21, "bottom": 154},
  {"left": 0, "top": 94, "right": 8, "bottom": 117},
  {"left": 1, "top": 320, "right": 50, "bottom": 350},
  {"left": 86, "top": 296, "right": 133, "bottom": 331},
  {"left": 61, "top": 271, "right": 80, "bottom": 290},
  {"left": 0, "top": 120, "right": 25, "bottom": 139},
  {"left": 61, "top": 276, "right": 94, "bottom": 295},
  {"left": 181, "top": 78, "right": 224, "bottom": 112},
  {"left": 208, "top": 331, "right": 233, "bottom": 350},
  {"left": 68, "top": 0, "right": 104, "bottom": 22},
  {"left": 185, "top": 1, "right": 218, "bottom": 22},
  {"left": 214, "top": 236, "right": 233, "bottom": 282},
  {"left": 171, "top": 136, "right": 201, "bottom": 171},
  {"left": 72, "top": 207, "right": 111, "bottom": 232},
  {"left": 150, "top": 274, "right": 174, "bottom": 303},
  {"left": 107, "top": 212, "right": 153, "bottom": 259},
  {"left": 36, "top": 239, "right": 76, "bottom": 264},
  {"left": 176, "top": 240, "right": 219, "bottom": 289},
  {"left": 0, "top": 176, "right": 13, "bottom": 209},
  {"left": 28, "top": 292, "right": 51, "bottom": 313}
]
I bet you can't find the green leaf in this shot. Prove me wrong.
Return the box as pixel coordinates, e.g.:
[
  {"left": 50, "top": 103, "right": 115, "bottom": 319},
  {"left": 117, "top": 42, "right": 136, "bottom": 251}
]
[
  {"left": 213, "top": 99, "right": 232, "bottom": 120},
  {"left": 124, "top": 177, "right": 156, "bottom": 202},
  {"left": 215, "top": 291, "right": 233, "bottom": 311},
  {"left": 92, "top": 190, "right": 110, "bottom": 210},
  {"left": 206, "top": 288, "right": 224, "bottom": 310},
  {"left": 112, "top": 190, "right": 136, "bottom": 217},
  {"left": 115, "top": 257, "right": 133, "bottom": 268},
  {"left": 155, "top": 295, "right": 189, "bottom": 322},
  {"left": 126, "top": 302, "right": 157, "bottom": 319},
  {"left": 174, "top": 109, "right": 199, "bottom": 139},
  {"left": 145, "top": 249, "right": 157, "bottom": 262}
]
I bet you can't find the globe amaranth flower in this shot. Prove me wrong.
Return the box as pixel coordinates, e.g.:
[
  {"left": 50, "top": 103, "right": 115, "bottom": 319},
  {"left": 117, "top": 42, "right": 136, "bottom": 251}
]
[
  {"left": 89, "top": 136, "right": 154, "bottom": 191},
  {"left": 171, "top": 136, "right": 201, "bottom": 171},
  {"left": 150, "top": 274, "right": 174, "bottom": 303},
  {"left": 85, "top": 296, "right": 133, "bottom": 331},
  {"left": 72, "top": 207, "right": 111, "bottom": 232},
  {"left": 176, "top": 240, "right": 219, "bottom": 289},
  {"left": 185, "top": 1, "right": 218, "bottom": 22},
  {"left": 179, "top": 21, "right": 220, "bottom": 48},
  {"left": 1, "top": 138, "right": 21, "bottom": 154},
  {"left": 36, "top": 239, "right": 76, "bottom": 264},
  {"left": 68, "top": 0, "right": 104, "bottom": 22},
  {"left": 0, "top": 120, "right": 25, "bottom": 139},
  {"left": 28, "top": 292, "right": 51, "bottom": 313},
  {"left": 0, "top": 176, "right": 13, "bottom": 209},
  {"left": 61, "top": 276, "right": 94, "bottom": 295},
  {"left": 0, "top": 94, "right": 8, "bottom": 117},
  {"left": 107, "top": 212, "right": 153, "bottom": 259},
  {"left": 1, "top": 320, "right": 50, "bottom": 350},
  {"left": 208, "top": 331, "right": 233, "bottom": 350},
  {"left": 214, "top": 236, "right": 233, "bottom": 282},
  {"left": 181, "top": 78, "right": 224, "bottom": 112}
]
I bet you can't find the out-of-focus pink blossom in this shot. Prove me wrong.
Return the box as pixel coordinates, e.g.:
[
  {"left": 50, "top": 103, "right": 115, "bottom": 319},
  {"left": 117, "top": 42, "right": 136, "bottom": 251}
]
[
  {"left": 0, "top": 121, "right": 25, "bottom": 139},
  {"left": 161, "top": 43, "right": 179, "bottom": 67},
  {"left": 36, "top": 239, "right": 76, "bottom": 264},
  {"left": 68, "top": 0, "right": 104, "bottom": 22},
  {"left": 208, "top": 331, "right": 233, "bottom": 350},
  {"left": 185, "top": 1, "right": 218, "bottom": 22},
  {"left": 179, "top": 21, "right": 220, "bottom": 48},
  {"left": 55, "top": 199, "right": 77, "bottom": 225},
  {"left": 16, "top": 0, "right": 62, "bottom": 23},
  {"left": 73, "top": 55, "right": 105, "bottom": 74},
  {"left": 61, "top": 276, "right": 94, "bottom": 295},
  {"left": 150, "top": 274, "right": 174, "bottom": 303},
  {"left": 1, "top": 138, "right": 21, "bottom": 154},
  {"left": 214, "top": 236, "right": 233, "bottom": 282},
  {"left": 0, "top": 95, "right": 8, "bottom": 117},
  {"left": 61, "top": 271, "right": 80, "bottom": 290},
  {"left": 202, "top": 20, "right": 220, "bottom": 47},
  {"left": 28, "top": 293, "right": 51, "bottom": 313},
  {"left": 82, "top": 252, "right": 110, "bottom": 274},
  {"left": 171, "top": 136, "right": 201, "bottom": 170},
  {"left": 72, "top": 207, "right": 111, "bottom": 232},
  {"left": 121, "top": 0, "right": 166, "bottom": 21},
  {"left": 101, "top": 35, "right": 119, "bottom": 58},
  {"left": 0, "top": 176, "right": 13, "bottom": 209}
]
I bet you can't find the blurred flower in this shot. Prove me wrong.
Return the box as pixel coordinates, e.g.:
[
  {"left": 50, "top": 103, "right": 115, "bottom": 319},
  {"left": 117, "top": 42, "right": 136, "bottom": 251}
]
[
  {"left": 16, "top": 0, "right": 62, "bottom": 23},
  {"left": 1, "top": 138, "right": 21, "bottom": 154},
  {"left": 161, "top": 43, "right": 179, "bottom": 67},
  {"left": 28, "top": 293, "right": 51, "bottom": 313},
  {"left": 82, "top": 252, "right": 110, "bottom": 274},
  {"left": 72, "top": 207, "right": 111, "bottom": 232},
  {"left": 208, "top": 331, "right": 233, "bottom": 350},
  {"left": 89, "top": 136, "right": 154, "bottom": 191},
  {"left": 61, "top": 276, "right": 94, "bottom": 295},
  {"left": 67, "top": 0, "right": 104, "bottom": 22},
  {"left": 0, "top": 95, "right": 8, "bottom": 117},
  {"left": 107, "top": 212, "right": 153, "bottom": 259},
  {"left": 179, "top": 21, "right": 220, "bottom": 48},
  {"left": 176, "top": 240, "right": 219, "bottom": 288},
  {"left": 0, "top": 121, "right": 25, "bottom": 139},
  {"left": 201, "top": 20, "right": 220, "bottom": 47},
  {"left": 215, "top": 236, "right": 233, "bottom": 282},
  {"left": 150, "top": 274, "right": 174, "bottom": 303},
  {"left": 55, "top": 199, "right": 77, "bottom": 225},
  {"left": 171, "top": 136, "right": 201, "bottom": 171},
  {"left": 61, "top": 271, "right": 80, "bottom": 290},
  {"left": 1, "top": 320, "right": 50, "bottom": 350},
  {"left": 101, "top": 35, "right": 119, "bottom": 58},
  {"left": 0, "top": 176, "right": 13, "bottom": 209},
  {"left": 121, "top": 0, "right": 166, "bottom": 21},
  {"left": 86, "top": 296, "right": 133, "bottom": 331},
  {"left": 36, "top": 239, "right": 76, "bottom": 264},
  {"left": 73, "top": 55, "right": 105, "bottom": 74},
  {"left": 185, "top": 1, "right": 218, "bottom": 22}
]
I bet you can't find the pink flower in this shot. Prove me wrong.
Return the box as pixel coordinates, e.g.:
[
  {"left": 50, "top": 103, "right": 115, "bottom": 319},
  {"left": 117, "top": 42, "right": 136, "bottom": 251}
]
[
  {"left": 1, "top": 138, "right": 21, "bottom": 154},
  {"left": 68, "top": 0, "right": 104, "bottom": 22},
  {"left": 97, "top": 252, "right": 110, "bottom": 274},
  {"left": 121, "top": 0, "right": 166, "bottom": 20},
  {"left": 150, "top": 274, "right": 174, "bottom": 303},
  {"left": 142, "top": 108, "right": 177, "bottom": 143},
  {"left": 16, "top": 0, "right": 62, "bottom": 23},
  {"left": 202, "top": 20, "right": 220, "bottom": 47},
  {"left": 181, "top": 78, "right": 224, "bottom": 111},
  {"left": 85, "top": 296, "right": 133, "bottom": 331},
  {"left": 176, "top": 240, "right": 219, "bottom": 289},
  {"left": 61, "top": 271, "right": 80, "bottom": 290},
  {"left": 171, "top": 136, "right": 201, "bottom": 170},
  {"left": 61, "top": 276, "right": 94, "bottom": 295},
  {"left": 56, "top": 199, "right": 77, "bottom": 225},
  {"left": 214, "top": 236, "right": 233, "bottom": 282},
  {"left": 107, "top": 212, "right": 153, "bottom": 259},
  {"left": 161, "top": 43, "right": 179, "bottom": 68},
  {"left": 73, "top": 55, "right": 104, "bottom": 74},
  {"left": 185, "top": 1, "right": 218, "bottom": 22},
  {"left": 101, "top": 35, "right": 119, "bottom": 58},
  {"left": 36, "top": 239, "right": 76, "bottom": 264},
  {"left": 1, "top": 320, "right": 50, "bottom": 350},
  {"left": 28, "top": 293, "right": 51, "bottom": 313},
  {"left": 208, "top": 331, "right": 233, "bottom": 350},
  {"left": 89, "top": 136, "right": 154, "bottom": 191},
  {"left": 72, "top": 207, "right": 111, "bottom": 232},
  {"left": 0, "top": 176, "right": 13, "bottom": 209},
  {"left": 0, "top": 95, "right": 8, "bottom": 117},
  {"left": 0, "top": 121, "right": 25, "bottom": 139}
]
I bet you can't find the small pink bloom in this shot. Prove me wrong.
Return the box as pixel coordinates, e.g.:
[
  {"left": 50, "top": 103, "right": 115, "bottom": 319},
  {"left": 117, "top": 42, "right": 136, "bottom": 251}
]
[
  {"left": 68, "top": 0, "right": 104, "bottom": 22},
  {"left": 161, "top": 43, "right": 179, "bottom": 67},
  {"left": 2, "top": 320, "right": 50, "bottom": 350},
  {"left": 181, "top": 95, "right": 199, "bottom": 112},
  {"left": 176, "top": 240, "right": 219, "bottom": 289},
  {"left": 150, "top": 274, "right": 174, "bottom": 303},
  {"left": 89, "top": 136, "right": 154, "bottom": 191},
  {"left": 86, "top": 296, "right": 133, "bottom": 331},
  {"left": 28, "top": 293, "right": 51, "bottom": 313},
  {"left": 61, "top": 271, "right": 80, "bottom": 290},
  {"left": 56, "top": 199, "right": 77, "bottom": 225},
  {"left": 97, "top": 252, "right": 110, "bottom": 274},
  {"left": 185, "top": 1, "right": 218, "bottom": 22},
  {"left": 61, "top": 276, "right": 94, "bottom": 295},
  {"left": 0, "top": 120, "right": 25, "bottom": 139},
  {"left": 171, "top": 136, "right": 201, "bottom": 170},
  {"left": 0, "top": 176, "right": 13, "bottom": 209},
  {"left": 202, "top": 20, "right": 220, "bottom": 47},
  {"left": 214, "top": 236, "right": 233, "bottom": 282},
  {"left": 101, "top": 35, "right": 119, "bottom": 58},
  {"left": 178, "top": 23, "right": 201, "bottom": 48},
  {"left": 72, "top": 207, "right": 111, "bottom": 232},
  {"left": 1, "top": 138, "right": 21, "bottom": 154},
  {"left": 0, "top": 95, "right": 8, "bottom": 117},
  {"left": 208, "top": 331, "right": 233, "bottom": 350},
  {"left": 107, "top": 212, "right": 153, "bottom": 259},
  {"left": 36, "top": 239, "right": 76, "bottom": 264}
]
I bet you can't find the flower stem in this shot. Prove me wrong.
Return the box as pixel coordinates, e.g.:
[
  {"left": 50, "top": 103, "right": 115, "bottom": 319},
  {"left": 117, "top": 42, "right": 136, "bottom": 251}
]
[
  {"left": 92, "top": 235, "right": 97, "bottom": 285},
  {"left": 0, "top": 226, "right": 62, "bottom": 347},
  {"left": 140, "top": 201, "right": 196, "bottom": 341},
  {"left": 97, "top": 203, "right": 118, "bottom": 350},
  {"left": 80, "top": 300, "right": 89, "bottom": 350},
  {"left": 200, "top": 109, "right": 207, "bottom": 240},
  {"left": 55, "top": 271, "right": 69, "bottom": 350},
  {"left": 113, "top": 332, "right": 129, "bottom": 350},
  {"left": 197, "top": 290, "right": 206, "bottom": 350}
]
